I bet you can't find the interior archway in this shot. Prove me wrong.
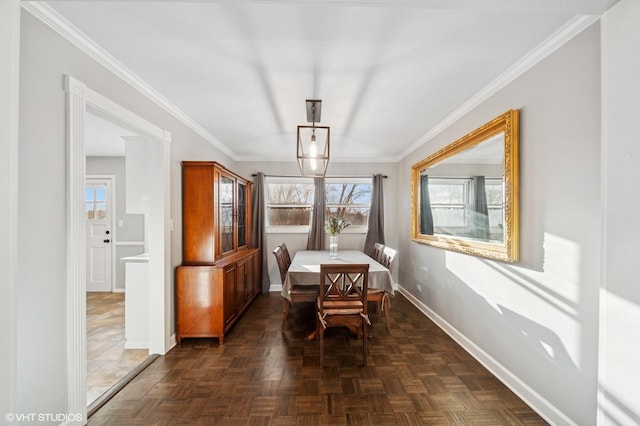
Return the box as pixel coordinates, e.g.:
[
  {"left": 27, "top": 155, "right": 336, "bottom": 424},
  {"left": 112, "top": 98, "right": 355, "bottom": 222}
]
[{"left": 65, "top": 75, "right": 172, "bottom": 419}]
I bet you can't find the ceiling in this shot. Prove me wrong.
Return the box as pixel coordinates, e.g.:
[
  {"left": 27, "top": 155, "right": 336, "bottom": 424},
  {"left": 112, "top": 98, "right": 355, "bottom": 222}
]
[{"left": 30, "top": 0, "right": 617, "bottom": 162}]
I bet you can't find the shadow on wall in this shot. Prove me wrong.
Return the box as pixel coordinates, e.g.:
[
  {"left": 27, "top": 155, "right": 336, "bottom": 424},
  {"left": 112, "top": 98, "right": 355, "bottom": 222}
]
[
  {"left": 600, "top": 390, "right": 640, "bottom": 426},
  {"left": 403, "top": 241, "right": 594, "bottom": 423},
  {"left": 451, "top": 265, "right": 589, "bottom": 421}
]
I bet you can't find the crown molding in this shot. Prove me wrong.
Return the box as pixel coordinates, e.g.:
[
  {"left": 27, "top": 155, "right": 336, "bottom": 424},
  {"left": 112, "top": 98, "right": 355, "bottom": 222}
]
[
  {"left": 21, "top": 1, "right": 237, "bottom": 160},
  {"left": 401, "top": 14, "right": 601, "bottom": 161}
]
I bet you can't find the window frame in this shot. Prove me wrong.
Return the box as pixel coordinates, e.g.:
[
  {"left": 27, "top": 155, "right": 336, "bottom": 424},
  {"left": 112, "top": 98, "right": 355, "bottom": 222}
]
[
  {"left": 428, "top": 177, "right": 469, "bottom": 231},
  {"left": 85, "top": 182, "right": 108, "bottom": 220},
  {"left": 324, "top": 177, "right": 371, "bottom": 234},
  {"left": 264, "top": 176, "right": 372, "bottom": 234},
  {"left": 427, "top": 176, "right": 504, "bottom": 236},
  {"left": 484, "top": 177, "right": 505, "bottom": 233},
  {"left": 265, "top": 176, "right": 314, "bottom": 233}
]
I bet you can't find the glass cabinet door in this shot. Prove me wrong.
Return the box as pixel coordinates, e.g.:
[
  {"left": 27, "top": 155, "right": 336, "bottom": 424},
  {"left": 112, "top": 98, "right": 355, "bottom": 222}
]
[
  {"left": 220, "top": 174, "right": 235, "bottom": 254},
  {"left": 237, "top": 181, "right": 247, "bottom": 248}
]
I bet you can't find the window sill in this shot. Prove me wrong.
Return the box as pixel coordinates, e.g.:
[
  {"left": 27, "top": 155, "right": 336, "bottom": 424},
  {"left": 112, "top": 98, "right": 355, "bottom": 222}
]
[{"left": 266, "top": 226, "right": 368, "bottom": 235}]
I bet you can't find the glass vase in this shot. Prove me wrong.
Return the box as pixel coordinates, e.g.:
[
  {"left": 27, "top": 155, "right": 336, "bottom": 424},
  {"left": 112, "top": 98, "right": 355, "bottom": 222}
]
[{"left": 329, "top": 235, "right": 339, "bottom": 259}]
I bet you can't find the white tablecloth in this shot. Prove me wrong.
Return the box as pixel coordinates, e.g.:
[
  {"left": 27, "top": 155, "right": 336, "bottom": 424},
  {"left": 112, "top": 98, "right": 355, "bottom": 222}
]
[{"left": 282, "top": 250, "right": 395, "bottom": 300}]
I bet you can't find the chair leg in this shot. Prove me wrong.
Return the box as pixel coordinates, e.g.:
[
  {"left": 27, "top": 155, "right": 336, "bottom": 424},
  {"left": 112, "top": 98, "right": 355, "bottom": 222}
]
[
  {"left": 281, "top": 299, "right": 290, "bottom": 332},
  {"left": 383, "top": 294, "right": 391, "bottom": 331},
  {"left": 318, "top": 320, "right": 325, "bottom": 367},
  {"left": 362, "top": 318, "right": 367, "bottom": 367}
]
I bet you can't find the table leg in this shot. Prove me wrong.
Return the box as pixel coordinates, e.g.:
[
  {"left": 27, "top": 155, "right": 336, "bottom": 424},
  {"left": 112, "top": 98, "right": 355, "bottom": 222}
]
[{"left": 305, "top": 329, "right": 317, "bottom": 341}]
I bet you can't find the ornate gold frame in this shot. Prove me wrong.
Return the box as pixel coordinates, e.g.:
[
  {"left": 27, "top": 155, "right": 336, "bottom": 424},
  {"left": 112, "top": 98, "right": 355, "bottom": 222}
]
[{"left": 411, "top": 109, "right": 520, "bottom": 262}]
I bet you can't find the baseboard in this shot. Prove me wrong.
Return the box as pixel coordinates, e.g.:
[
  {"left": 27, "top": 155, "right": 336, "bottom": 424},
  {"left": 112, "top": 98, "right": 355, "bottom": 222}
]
[
  {"left": 167, "top": 333, "right": 177, "bottom": 352},
  {"left": 270, "top": 284, "right": 283, "bottom": 292},
  {"left": 396, "top": 285, "right": 576, "bottom": 426},
  {"left": 124, "top": 339, "right": 148, "bottom": 349}
]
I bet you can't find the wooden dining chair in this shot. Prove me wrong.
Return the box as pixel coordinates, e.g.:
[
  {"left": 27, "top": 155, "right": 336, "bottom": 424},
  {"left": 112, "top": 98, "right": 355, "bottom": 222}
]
[
  {"left": 379, "top": 246, "right": 397, "bottom": 271},
  {"left": 280, "top": 242, "right": 292, "bottom": 269},
  {"left": 369, "top": 242, "right": 385, "bottom": 263},
  {"left": 317, "top": 263, "right": 370, "bottom": 367},
  {"left": 367, "top": 246, "right": 397, "bottom": 330},
  {"left": 273, "top": 244, "right": 319, "bottom": 332}
]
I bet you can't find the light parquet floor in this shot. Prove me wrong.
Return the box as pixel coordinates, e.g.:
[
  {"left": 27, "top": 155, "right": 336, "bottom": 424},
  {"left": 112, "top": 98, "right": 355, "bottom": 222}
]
[
  {"left": 86, "top": 292, "right": 150, "bottom": 406},
  {"left": 89, "top": 291, "right": 548, "bottom": 425}
]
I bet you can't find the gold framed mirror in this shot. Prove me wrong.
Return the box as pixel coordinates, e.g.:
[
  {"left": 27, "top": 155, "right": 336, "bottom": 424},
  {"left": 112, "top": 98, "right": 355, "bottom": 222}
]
[{"left": 411, "top": 109, "right": 519, "bottom": 262}]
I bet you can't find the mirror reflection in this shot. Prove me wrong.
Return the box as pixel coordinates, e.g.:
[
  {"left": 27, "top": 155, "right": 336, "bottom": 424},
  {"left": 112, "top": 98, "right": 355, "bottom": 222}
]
[
  {"left": 411, "top": 110, "right": 519, "bottom": 262},
  {"left": 419, "top": 133, "right": 504, "bottom": 243}
]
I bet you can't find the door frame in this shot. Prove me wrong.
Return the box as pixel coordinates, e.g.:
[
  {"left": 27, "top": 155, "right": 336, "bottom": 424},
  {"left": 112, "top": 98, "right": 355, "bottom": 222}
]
[
  {"left": 86, "top": 175, "right": 116, "bottom": 292},
  {"left": 65, "top": 75, "right": 172, "bottom": 419}
]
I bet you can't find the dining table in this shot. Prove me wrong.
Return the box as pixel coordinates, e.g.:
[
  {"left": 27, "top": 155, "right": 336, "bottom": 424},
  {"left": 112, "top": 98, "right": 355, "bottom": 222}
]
[{"left": 282, "top": 249, "right": 395, "bottom": 301}]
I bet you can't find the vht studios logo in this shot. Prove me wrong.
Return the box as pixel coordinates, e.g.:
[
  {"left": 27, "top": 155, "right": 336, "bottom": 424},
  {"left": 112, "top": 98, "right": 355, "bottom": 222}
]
[{"left": 6, "top": 412, "right": 83, "bottom": 423}]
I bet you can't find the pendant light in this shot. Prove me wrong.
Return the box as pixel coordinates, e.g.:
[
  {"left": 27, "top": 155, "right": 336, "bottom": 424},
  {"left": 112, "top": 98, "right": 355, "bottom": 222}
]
[{"left": 297, "top": 99, "right": 329, "bottom": 177}]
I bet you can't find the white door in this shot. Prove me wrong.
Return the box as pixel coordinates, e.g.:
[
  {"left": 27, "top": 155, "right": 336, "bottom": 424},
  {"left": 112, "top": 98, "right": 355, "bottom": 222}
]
[{"left": 85, "top": 177, "right": 113, "bottom": 292}]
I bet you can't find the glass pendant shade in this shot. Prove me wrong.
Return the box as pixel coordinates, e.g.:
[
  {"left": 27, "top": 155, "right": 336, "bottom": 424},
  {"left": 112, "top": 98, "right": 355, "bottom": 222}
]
[{"left": 297, "top": 125, "right": 330, "bottom": 177}]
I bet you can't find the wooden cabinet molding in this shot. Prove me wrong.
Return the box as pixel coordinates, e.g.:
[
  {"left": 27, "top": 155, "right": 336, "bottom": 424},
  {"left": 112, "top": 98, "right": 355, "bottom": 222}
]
[{"left": 181, "top": 161, "right": 252, "bottom": 264}]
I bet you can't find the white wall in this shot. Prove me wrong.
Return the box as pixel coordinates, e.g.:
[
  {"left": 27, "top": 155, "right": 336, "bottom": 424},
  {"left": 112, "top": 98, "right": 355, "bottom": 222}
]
[
  {"left": 236, "top": 160, "right": 400, "bottom": 290},
  {"left": 398, "top": 23, "right": 602, "bottom": 425},
  {"left": 599, "top": 0, "right": 640, "bottom": 424},
  {"left": 17, "top": 10, "right": 234, "bottom": 417},
  {"left": 18, "top": 10, "right": 70, "bottom": 415},
  {"left": 0, "top": 0, "right": 20, "bottom": 419}
]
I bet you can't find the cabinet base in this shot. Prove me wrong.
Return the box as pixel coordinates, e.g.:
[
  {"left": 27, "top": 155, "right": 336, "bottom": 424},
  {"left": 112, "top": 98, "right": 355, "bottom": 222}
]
[{"left": 177, "top": 334, "right": 225, "bottom": 345}]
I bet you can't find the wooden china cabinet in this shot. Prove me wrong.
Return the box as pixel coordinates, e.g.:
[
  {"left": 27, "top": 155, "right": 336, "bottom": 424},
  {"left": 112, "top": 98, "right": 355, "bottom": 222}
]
[{"left": 176, "top": 161, "right": 260, "bottom": 345}]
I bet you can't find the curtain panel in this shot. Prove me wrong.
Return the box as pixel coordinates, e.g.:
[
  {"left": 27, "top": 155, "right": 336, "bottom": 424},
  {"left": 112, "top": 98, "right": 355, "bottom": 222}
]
[
  {"left": 419, "top": 174, "right": 434, "bottom": 235},
  {"left": 364, "top": 174, "right": 385, "bottom": 255},
  {"left": 470, "top": 175, "right": 490, "bottom": 239},
  {"left": 251, "top": 172, "right": 270, "bottom": 293},
  {"left": 306, "top": 176, "right": 326, "bottom": 250}
]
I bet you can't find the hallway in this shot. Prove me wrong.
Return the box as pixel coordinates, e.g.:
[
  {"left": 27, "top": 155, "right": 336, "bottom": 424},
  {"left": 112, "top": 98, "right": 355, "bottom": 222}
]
[{"left": 86, "top": 292, "right": 148, "bottom": 406}]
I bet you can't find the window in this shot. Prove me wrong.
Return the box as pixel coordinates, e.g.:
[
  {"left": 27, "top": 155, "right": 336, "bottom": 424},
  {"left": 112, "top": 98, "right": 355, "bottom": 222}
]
[
  {"left": 85, "top": 183, "right": 107, "bottom": 220},
  {"left": 428, "top": 179, "right": 467, "bottom": 228},
  {"left": 485, "top": 178, "right": 504, "bottom": 230},
  {"left": 325, "top": 178, "right": 371, "bottom": 229},
  {"left": 427, "top": 177, "right": 504, "bottom": 237},
  {"left": 265, "top": 177, "right": 372, "bottom": 233},
  {"left": 266, "top": 177, "right": 314, "bottom": 229}
]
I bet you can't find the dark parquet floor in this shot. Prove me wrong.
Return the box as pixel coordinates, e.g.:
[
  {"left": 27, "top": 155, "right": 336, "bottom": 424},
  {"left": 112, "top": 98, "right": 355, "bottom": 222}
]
[{"left": 89, "top": 291, "right": 548, "bottom": 425}]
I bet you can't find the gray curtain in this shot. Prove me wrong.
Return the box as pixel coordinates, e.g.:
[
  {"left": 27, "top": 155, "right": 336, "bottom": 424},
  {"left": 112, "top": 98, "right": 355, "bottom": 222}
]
[
  {"left": 251, "top": 172, "right": 270, "bottom": 293},
  {"left": 306, "top": 176, "right": 325, "bottom": 250},
  {"left": 470, "top": 176, "right": 490, "bottom": 240},
  {"left": 364, "top": 174, "right": 385, "bottom": 255},
  {"left": 420, "top": 174, "right": 434, "bottom": 235}
]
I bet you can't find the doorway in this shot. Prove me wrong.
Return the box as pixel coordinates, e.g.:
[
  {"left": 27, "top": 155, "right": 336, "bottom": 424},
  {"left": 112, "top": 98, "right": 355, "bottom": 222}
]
[
  {"left": 85, "top": 177, "right": 114, "bottom": 292},
  {"left": 65, "top": 75, "right": 172, "bottom": 418},
  {"left": 84, "top": 113, "right": 148, "bottom": 407}
]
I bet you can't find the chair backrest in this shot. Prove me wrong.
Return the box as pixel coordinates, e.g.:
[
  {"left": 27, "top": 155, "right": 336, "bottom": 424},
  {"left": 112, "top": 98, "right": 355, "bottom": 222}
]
[
  {"left": 279, "top": 243, "right": 292, "bottom": 269},
  {"left": 379, "top": 247, "right": 397, "bottom": 272},
  {"left": 370, "top": 243, "right": 385, "bottom": 263},
  {"left": 318, "top": 264, "right": 369, "bottom": 316},
  {"left": 272, "top": 245, "right": 289, "bottom": 283}
]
